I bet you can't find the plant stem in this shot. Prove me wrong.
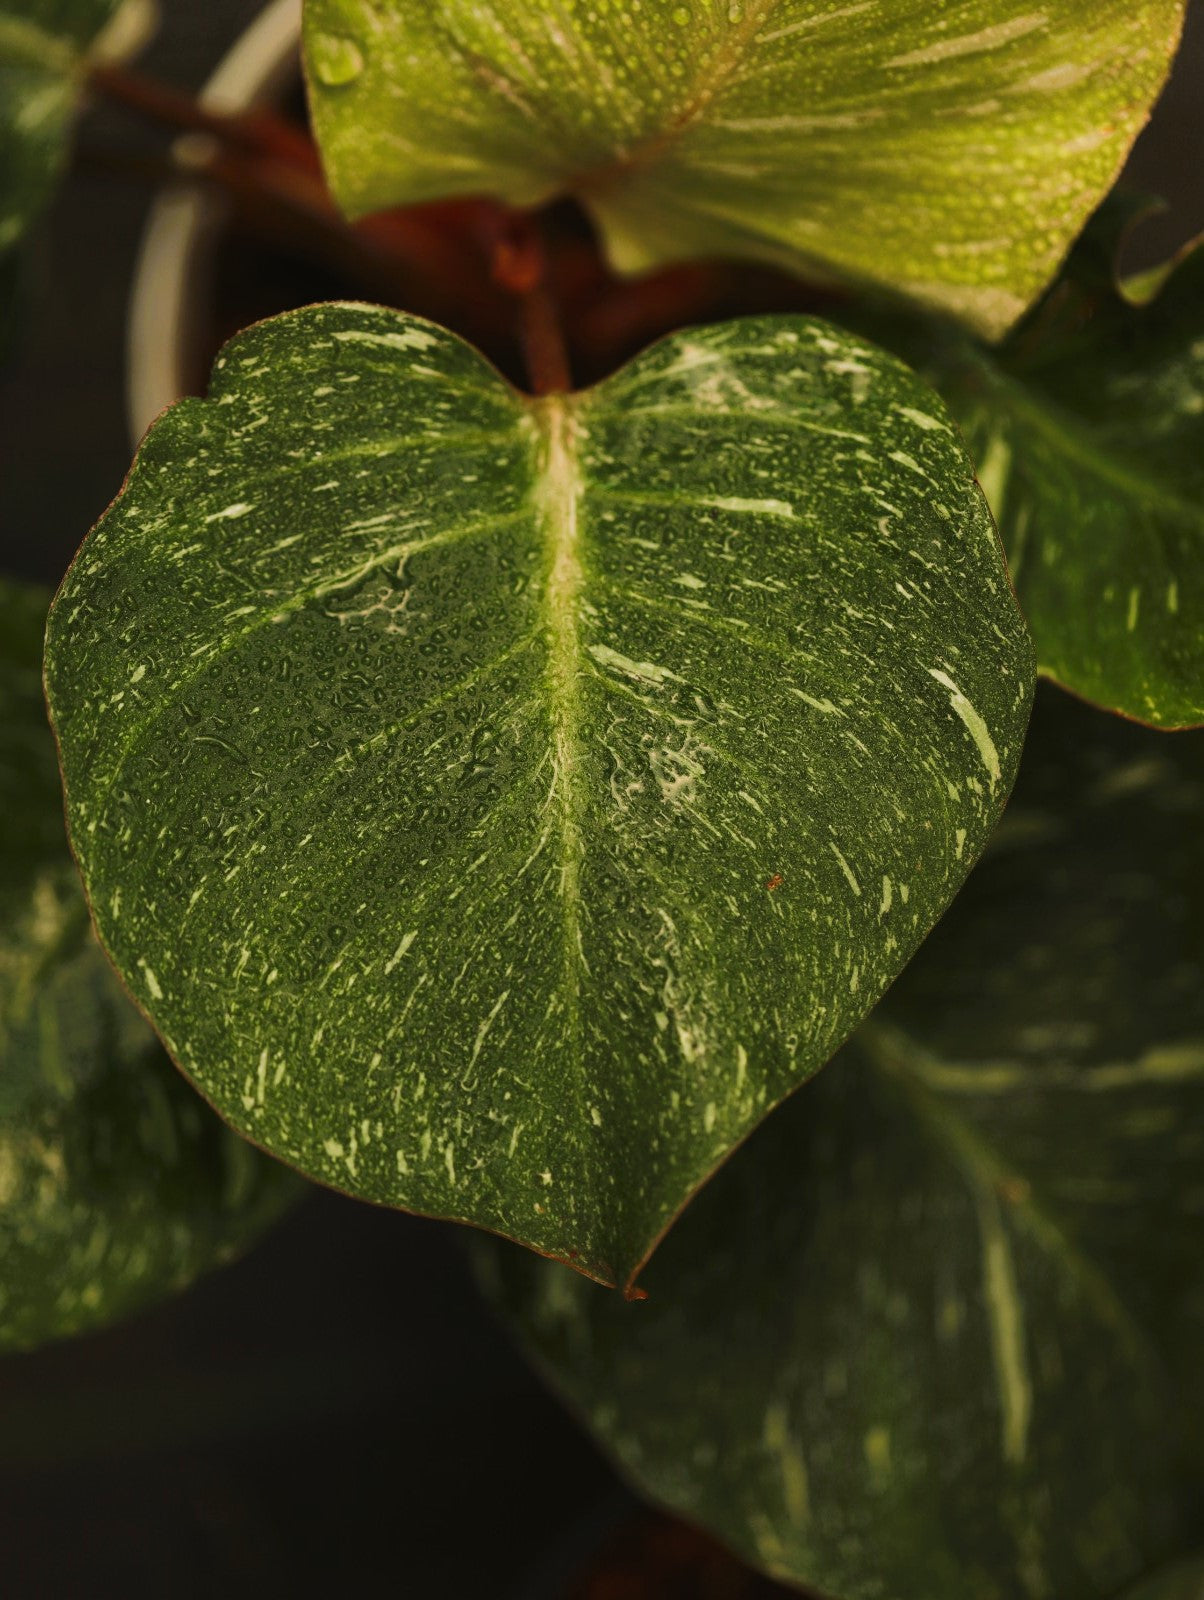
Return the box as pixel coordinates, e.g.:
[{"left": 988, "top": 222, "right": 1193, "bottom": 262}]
[
  {"left": 88, "top": 61, "right": 314, "bottom": 166},
  {"left": 493, "top": 215, "right": 572, "bottom": 395},
  {"left": 519, "top": 281, "right": 573, "bottom": 395},
  {"left": 88, "top": 61, "right": 508, "bottom": 315}
]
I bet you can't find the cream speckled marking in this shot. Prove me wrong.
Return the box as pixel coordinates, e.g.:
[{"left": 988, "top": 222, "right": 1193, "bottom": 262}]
[
  {"left": 757, "top": 3, "right": 875, "bottom": 46},
  {"left": 929, "top": 668, "right": 1002, "bottom": 787},
  {"left": 824, "top": 841, "right": 860, "bottom": 898},
  {"left": 763, "top": 1401, "right": 811, "bottom": 1524},
  {"left": 886, "top": 14, "right": 1049, "bottom": 69},
  {"left": 975, "top": 1182, "right": 1033, "bottom": 1463}
]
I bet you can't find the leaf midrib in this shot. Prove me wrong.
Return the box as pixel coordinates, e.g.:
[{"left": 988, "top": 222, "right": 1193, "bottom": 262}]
[
  {"left": 579, "top": 0, "right": 779, "bottom": 189},
  {"left": 533, "top": 396, "right": 588, "bottom": 1064},
  {"left": 860, "top": 1021, "right": 1156, "bottom": 1370}
]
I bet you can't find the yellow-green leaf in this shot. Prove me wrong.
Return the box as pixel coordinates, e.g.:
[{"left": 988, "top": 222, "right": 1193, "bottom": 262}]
[{"left": 303, "top": 0, "right": 1185, "bottom": 339}]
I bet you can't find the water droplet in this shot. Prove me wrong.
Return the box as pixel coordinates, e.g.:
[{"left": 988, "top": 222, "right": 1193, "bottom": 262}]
[{"left": 310, "top": 31, "right": 365, "bottom": 88}]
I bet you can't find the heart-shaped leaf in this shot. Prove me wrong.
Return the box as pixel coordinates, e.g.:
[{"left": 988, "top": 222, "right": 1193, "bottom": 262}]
[
  {"left": 0, "top": 0, "right": 148, "bottom": 271},
  {"left": 45, "top": 305, "right": 1033, "bottom": 1287},
  {"left": 914, "top": 228, "right": 1204, "bottom": 729},
  {"left": 481, "top": 687, "right": 1204, "bottom": 1597},
  {"left": 1, "top": 578, "right": 299, "bottom": 1354},
  {"left": 303, "top": 0, "right": 1184, "bottom": 340}
]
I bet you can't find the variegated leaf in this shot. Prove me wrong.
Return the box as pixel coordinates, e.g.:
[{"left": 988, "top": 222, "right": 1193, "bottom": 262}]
[{"left": 44, "top": 305, "right": 1033, "bottom": 1285}]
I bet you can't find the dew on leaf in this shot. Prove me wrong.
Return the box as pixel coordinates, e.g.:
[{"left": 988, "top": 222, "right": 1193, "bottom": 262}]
[{"left": 310, "top": 31, "right": 366, "bottom": 87}]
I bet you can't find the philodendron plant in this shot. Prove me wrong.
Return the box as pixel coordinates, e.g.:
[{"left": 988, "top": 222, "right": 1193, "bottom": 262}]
[{"left": 4, "top": 0, "right": 1204, "bottom": 1595}]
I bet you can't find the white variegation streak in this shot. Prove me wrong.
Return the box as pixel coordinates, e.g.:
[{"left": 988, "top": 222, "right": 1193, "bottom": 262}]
[
  {"left": 305, "top": 0, "right": 1185, "bottom": 338},
  {"left": 973, "top": 1167, "right": 1033, "bottom": 1464}
]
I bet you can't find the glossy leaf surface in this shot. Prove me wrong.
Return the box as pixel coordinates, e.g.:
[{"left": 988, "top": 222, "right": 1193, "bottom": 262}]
[
  {"left": 46, "top": 306, "right": 1032, "bottom": 1286},
  {"left": 303, "top": 0, "right": 1184, "bottom": 339},
  {"left": 924, "top": 231, "right": 1204, "bottom": 728},
  {"left": 0, "top": 0, "right": 146, "bottom": 268},
  {"left": 1, "top": 579, "right": 297, "bottom": 1353},
  {"left": 483, "top": 688, "right": 1204, "bottom": 1597}
]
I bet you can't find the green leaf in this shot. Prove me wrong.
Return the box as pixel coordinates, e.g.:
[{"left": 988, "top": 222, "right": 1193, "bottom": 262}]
[
  {"left": 302, "top": 0, "right": 1184, "bottom": 340},
  {"left": 1, "top": 578, "right": 298, "bottom": 1354},
  {"left": 1121, "top": 1557, "right": 1204, "bottom": 1600},
  {"left": 0, "top": 0, "right": 147, "bottom": 268},
  {"left": 920, "top": 230, "right": 1204, "bottom": 729},
  {"left": 44, "top": 305, "right": 1033, "bottom": 1287},
  {"left": 481, "top": 688, "right": 1204, "bottom": 1600}
]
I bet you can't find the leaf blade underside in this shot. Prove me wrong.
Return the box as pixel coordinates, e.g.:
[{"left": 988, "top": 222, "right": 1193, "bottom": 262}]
[
  {"left": 0, "top": 579, "right": 299, "bottom": 1354},
  {"left": 303, "top": 0, "right": 1185, "bottom": 339},
  {"left": 481, "top": 687, "right": 1204, "bottom": 1599},
  {"left": 45, "top": 305, "right": 1034, "bottom": 1285}
]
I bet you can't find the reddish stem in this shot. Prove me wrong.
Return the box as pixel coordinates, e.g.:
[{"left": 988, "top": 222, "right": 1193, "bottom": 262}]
[
  {"left": 492, "top": 215, "right": 572, "bottom": 394},
  {"left": 89, "top": 61, "right": 316, "bottom": 167}
]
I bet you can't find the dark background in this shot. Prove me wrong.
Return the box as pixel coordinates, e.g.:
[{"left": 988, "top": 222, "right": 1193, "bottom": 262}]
[{"left": 1, "top": 4, "right": 1202, "bottom": 1595}]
